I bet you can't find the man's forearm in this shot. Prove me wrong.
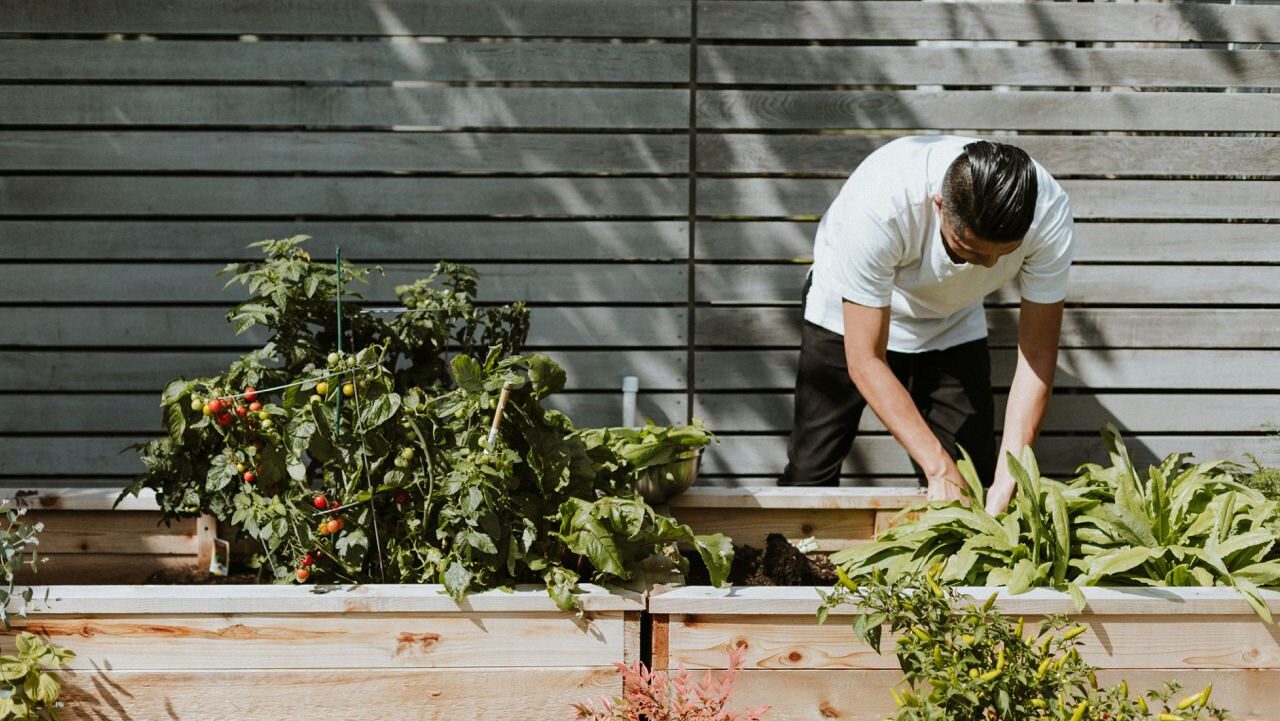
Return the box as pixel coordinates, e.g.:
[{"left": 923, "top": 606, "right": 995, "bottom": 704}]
[
  {"left": 998, "top": 351, "right": 1056, "bottom": 469},
  {"left": 848, "top": 357, "right": 952, "bottom": 477}
]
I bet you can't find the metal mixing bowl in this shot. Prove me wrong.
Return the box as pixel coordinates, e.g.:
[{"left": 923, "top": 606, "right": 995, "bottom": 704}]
[{"left": 635, "top": 449, "right": 702, "bottom": 504}]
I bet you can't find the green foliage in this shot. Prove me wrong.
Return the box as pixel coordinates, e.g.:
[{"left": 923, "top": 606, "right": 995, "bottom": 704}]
[
  {"left": 831, "top": 424, "right": 1280, "bottom": 620},
  {"left": 817, "top": 570, "right": 1231, "bottom": 721},
  {"left": 575, "top": 419, "right": 716, "bottom": 472},
  {"left": 0, "top": 632, "right": 74, "bottom": 721},
  {"left": 123, "top": 238, "right": 731, "bottom": 610},
  {"left": 0, "top": 506, "right": 42, "bottom": 629}
]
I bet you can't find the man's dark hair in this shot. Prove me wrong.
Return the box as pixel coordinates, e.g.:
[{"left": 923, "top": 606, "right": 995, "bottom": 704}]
[{"left": 941, "top": 141, "right": 1038, "bottom": 243}]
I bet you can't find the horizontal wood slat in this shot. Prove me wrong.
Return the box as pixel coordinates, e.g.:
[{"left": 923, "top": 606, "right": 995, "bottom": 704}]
[
  {"left": 667, "top": 507, "right": 876, "bottom": 553},
  {"left": 0, "top": 350, "right": 686, "bottom": 394},
  {"left": 54, "top": 667, "right": 618, "bottom": 721},
  {"left": 698, "top": 435, "right": 1278, "bottom": 477},
  {"left": 3, "top": 220, "right": 689, "bottom": 261},
  {"left": 695, "top": 349, "right": 1280, "bottom": 391},
  {"left": 692, "top": 393, "right": 1280, "bottom": 434},
  {"left": 0, "top": 176, "right": 688, "bottom": 217},
  {"left": 3, "top": 392, "right": 688, "bottom": 434},
  {"left": 694, "top": 265, "right": 1280, "bottom": 306},
  {"left": 697, "top": 2, "right": 1280, "bottom": 42},
  {"left": 697, "top": 135, "right": 1280, "bottom": 178},
  {"left": 13, "top": 613, "right": 626, "bottom": 669},
  {"left": 697, "top": 179, "right": 1280, "bottom": 219},
  {"left": 699, "top": 47, "right": 1280, "bottom": 88},
  {"left": 0, "top": 86, "right": 688, "bottom": 129},
  {"left": 694, "top": 221, "right": 1280, "bottom": 263},
  {"left": 696, "top": 307, "right": 1280, "bottom": 350},
  {"left": 697, "top": 90, "right": 1280, "bottom": 132},
  {"left": 722, "top": 669, "right": 1279, "bottom": 721},
  {"left": 0, "top": 0, "right": 690, "bottom": 37},
  {"left": 1, "top": 263, "right": 686, "bottom": 304},
  {"left": 1, "top": 307, "right": 690, "bottom": 348},
  {"left": 24, "top": 511, "right": 197, "bottom": 555},
  {"left": 0, "top": 40, "right": 688, "bottom": 83},
  {"left": 0, "top": 132, "right": 688, "bottom": 174}
]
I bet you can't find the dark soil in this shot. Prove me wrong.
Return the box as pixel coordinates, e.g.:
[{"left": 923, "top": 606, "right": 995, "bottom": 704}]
[
  {"left": 684, "top": 533, "right": 839, "bottom": 586},
  {"left": 145, "top": 566, "right": 260, "bottom": 585}
]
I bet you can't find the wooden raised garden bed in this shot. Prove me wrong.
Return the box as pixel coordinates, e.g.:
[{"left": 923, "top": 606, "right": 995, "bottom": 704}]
[
  {"left": 5, "top": 584, "right": 642, "bottom": 720},
  {"left": 649, "top": 585, "right": 1280, "bottom": 721},
  {"left": 2, "top": 488, "right": 216, "bottom": 584},
  {"left": 662, "top": 488, "right": 925, "bottom": 552}
]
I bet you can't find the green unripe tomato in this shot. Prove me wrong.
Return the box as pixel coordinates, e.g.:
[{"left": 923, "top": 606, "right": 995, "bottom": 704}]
[
  {"left": 258, "top": 411, "right": 270, "bottom": 421},
  {"left": 345, "top": 356, "right": 357, "bottom": 369},
  {"left": 190, "top": 397, "right": 203, "bottom": 411},
  {"left": 400, "top": 448, "right": 414, "bottom": 460},
  {"left": 327, "top": 352, "right": 341, "bottom": 366},
  {"left": 310, "top": 394, "right": 322, "bottom": 404},
  {"left": 261, "top": 419, "right": 273, "bottom": 430}
]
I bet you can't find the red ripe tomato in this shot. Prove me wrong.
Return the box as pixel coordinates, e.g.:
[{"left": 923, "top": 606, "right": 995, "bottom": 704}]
[
  {"left": 244, "top": 387, "right": 258, "bottom": 403},
  {"left": 313, "top": 495, "right": 327, "bottom": 510},
  {"left": 208, "top": 398, "right": 224, "bottom": 414},
  {"left": 235, "top": 405, "right": 247, "bottom": 418},
  {"left": 326, "top": 518, "right": 344, "bottom": 534},
  {"left": 243, "top": 471, "right": 256, "bottom": 483},
  {"left": 295, "top": 568, "right": 310, "bottom": 583},
  {"left": 248, "top": 401, "right": 262, "bottom": 412},
  {"left": 217, "top": 413, "right": 233, "bottom": 427},
  {"left": 301, "top": 553, "right": 314, "bottom": 567},
  {"left": 394, "top": 490, "right": 410, "bottom": 505},
  {"left": 328, "top": 499, "right": 340, "bottom": 510}
]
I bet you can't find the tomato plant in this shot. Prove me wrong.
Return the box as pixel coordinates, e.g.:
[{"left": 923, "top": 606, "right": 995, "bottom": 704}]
[{"left": 124, "top": 237, "right": 732, "bottom": 610}]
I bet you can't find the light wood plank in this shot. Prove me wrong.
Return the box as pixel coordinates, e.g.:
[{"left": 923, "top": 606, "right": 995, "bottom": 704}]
[
  {"left": 695, "top": 221, "right": 1280, "bottom": 263},
  {"left": 650, "top": 586, "right": 1280, "bottom": 617},
  {"left": 4, "top": 220, "right": 689, "bottom": 260},
  {"left": 15, "top": 554, "right": 197, "bottom": 585},
  {"left": 697, "top": 435, "right": 1280, "bottom": 478},
  {"left": 0, "top": 131, "right": 687, "bottom": 174},
  {"left": 697, "top": 178, "right": 1280, "bottom": 219},
  {"left": 1, "top": 263, "right": 686, "bottom": 303},
  {"left": 0, "top": 176, "right": 687, "bottom": 217},
  {"left": 667, "top": 488, "right": 923, "bottom": 511},
  {"left": 699, "top": 47, "right": 1280, "bottom": 88},
  {"left": 1, "top": 306, "right": 689, "bottom": 348},
  {"left": 698, "top": 2, "right": 1280, "bottom": 42},
  {"left": 697, "top": 135, "right": 1280, "bottom": 177},
  {"left": 718, "top": 669, "right": 1280, "bottom": 721},
  {"left": 0, "top": 350, "right": 687, "bottom": 392},
  {"left": 3, "top": 391, "right": 687, "bottom": 434},
  {"left": 665, "top": 507, "right": 876, "bottom": 552},
  {"left": 694, "top": 264, "right": 1280, "bottom": 305},
  {"left": 698, "top": 90, "right": 1280, "bottom": 132},
  {"left": 21, "top": 511, "right": 197, "bottom": 556},
  {"left": 695, "top": 307, "right": 1280, "bottom": 350},
  {"left": 53, "top": 667, "right": 619, "bottom": 721},
  {"left": 0, "top": 40, "right": 688, "bottom": 82},
  {"left": 693, "top": 392, "right": 1280, "bottom": 435},
  {"left": 0, "top": 0, "right": 690, "bottom": 37},
  {"left": 0, "top": 487, "right": 160, "bottom": 512},
  {"left": 16, "top": 584, "right": 640, "bottom": 615},
  {"left": 665, "top": 613, "right": 1280, "bottom": 670},
  {"left": 695, "top": 349, "right": 1280, "bottom": 391}
]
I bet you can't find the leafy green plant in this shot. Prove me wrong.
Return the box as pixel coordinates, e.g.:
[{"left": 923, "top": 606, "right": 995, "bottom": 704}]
[
  {"left": 817, "top": 569, "right": 1231, "bottom": 721},
  {"left": 0, "top": 632, "right": 74, "bottom": 721},
  {"left": 124, "top": 238, "right": 732, "bottom": 609},
  {"left": 576, "top": 420, "right": 715, "bottom": 474},
  {"left": 832, "top": 425, "right": 1280, "bottom": 619},
  {"left": 0, "top": 505, "right": 42, "bottom": 628}
]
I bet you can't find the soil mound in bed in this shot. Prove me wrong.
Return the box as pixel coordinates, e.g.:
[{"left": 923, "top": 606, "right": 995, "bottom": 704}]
[{"left": 684, "top": 533, "right": 838, "bottom": 586}]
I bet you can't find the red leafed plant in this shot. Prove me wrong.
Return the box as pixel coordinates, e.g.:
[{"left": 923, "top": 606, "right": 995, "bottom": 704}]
[{"left": 571, "top": 646, "right": 769, "bottom": 721}]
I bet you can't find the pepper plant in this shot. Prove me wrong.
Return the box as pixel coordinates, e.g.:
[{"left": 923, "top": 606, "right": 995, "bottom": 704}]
[
  {"left": 817, "top": 569, "right": 1231, "bottom": 721},
  {"left": 831, "top": 425, "right": 1280, "bottom": 619},
  {"left": 123, "top": 238, "right": 732, "bottom": 609},
  {"left": 0, "top": 633, "right": 75, "bottom": 721}
]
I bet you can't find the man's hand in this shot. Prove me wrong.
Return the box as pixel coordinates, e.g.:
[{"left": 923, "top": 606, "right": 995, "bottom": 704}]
[
  {"left": 984, "top": 459, "right": 1015, "bottom": 515},
  {"left": 927, "top": 454, "right": 969, "bottom": 504}
]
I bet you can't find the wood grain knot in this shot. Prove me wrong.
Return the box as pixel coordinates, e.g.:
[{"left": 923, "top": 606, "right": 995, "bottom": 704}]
[
  {"left": 396, "top": 632, "right": 443, "bottom": 656},
  {"left": 819, "top": 700, "right": 841, "bottom": 718}
]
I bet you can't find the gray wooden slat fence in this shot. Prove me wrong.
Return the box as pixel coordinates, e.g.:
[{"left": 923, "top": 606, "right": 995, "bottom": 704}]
[{"left": 1, "top": 0, "right": 1277, "bottom": 489}]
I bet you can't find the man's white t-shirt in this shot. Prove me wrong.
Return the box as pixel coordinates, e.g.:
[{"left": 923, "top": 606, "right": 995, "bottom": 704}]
[{"left": 805, "top": 135, "right": 1075, "bottom": 353}]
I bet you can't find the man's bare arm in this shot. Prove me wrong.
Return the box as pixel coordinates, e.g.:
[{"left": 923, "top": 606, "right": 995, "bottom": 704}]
[
  {"left": 984, "top": 298, "right": 1063, "bottom": 514},
  {"left": 842, "top": 301, "right": 967, "bottom": 500}
]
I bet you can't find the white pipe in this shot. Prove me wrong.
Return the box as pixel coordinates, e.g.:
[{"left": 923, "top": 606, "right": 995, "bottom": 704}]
[{"left": 621, "top": 375, "right": 640, "bottom": 428}]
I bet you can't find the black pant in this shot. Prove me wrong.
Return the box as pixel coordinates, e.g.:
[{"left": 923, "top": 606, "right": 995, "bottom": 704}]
[{"left": 781, "top": 287, "right": 997, "bottom": 487}]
